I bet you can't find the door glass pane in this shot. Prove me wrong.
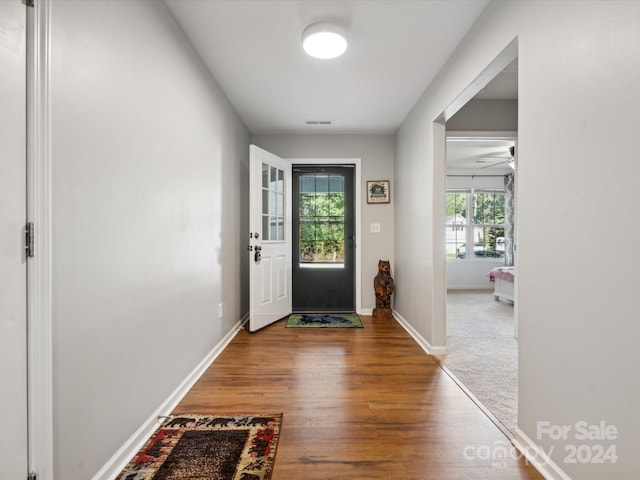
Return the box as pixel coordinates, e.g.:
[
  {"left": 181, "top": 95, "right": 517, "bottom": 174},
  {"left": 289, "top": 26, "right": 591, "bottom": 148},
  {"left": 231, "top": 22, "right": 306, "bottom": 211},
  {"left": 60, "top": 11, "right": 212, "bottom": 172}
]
[
  {"left": 299, "top": 194, "right": 310, "bottom": 217},
  {"left": 262, "top": 189, "right": 269, "bottom": 215},
  {"left": 277, "top": 192, "right": 284, "bottom": 218},
  {"left": 298, "top": 174, "right": 345, "bottom": 265},
  {"left": 261, "top": 163, "right": 286, "bottom": 241},
  {"left": 277, "top": 218, "right": 284, "bottom": 241},
  {"left": 277, "top": 169, "right": 284, "bottom": 193},
  {"left": 261, "top": 162, "right": 270, "bottom": 239},
  {"left": 269, "top": 191, "right": 276, "bottom": 216},
  {"left": 315, "top": 175, "right": 328, "bottom": 193},
  {"left": 301, "top": 176, "right": 315, "bottom": 193},
  {"left": 276, "top": 167, "right": 284, "bottom": 240},
  {"left": 315, "top": 194, "right": 327, "bottom": 216},
  {"left": 329, "top": 175, "right": 344, "bottom": 192}
]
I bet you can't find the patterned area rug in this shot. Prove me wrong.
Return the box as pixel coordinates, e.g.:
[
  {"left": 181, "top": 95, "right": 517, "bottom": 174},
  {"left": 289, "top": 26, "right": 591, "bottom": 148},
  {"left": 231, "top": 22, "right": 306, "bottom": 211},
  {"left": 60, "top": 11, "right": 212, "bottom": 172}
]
[
  {"left": 285, "top": 313, "right": 362, "bottom": 328},
  {"left": 116, "top": 414, "right": 282, "bottom": 480}
]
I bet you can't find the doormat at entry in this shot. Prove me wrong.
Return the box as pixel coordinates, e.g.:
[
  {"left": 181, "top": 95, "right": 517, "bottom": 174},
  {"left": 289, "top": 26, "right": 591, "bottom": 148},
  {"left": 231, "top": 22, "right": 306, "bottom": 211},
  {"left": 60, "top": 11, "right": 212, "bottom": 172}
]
[
  {"left": 285, "top": 313, "right": 363, "bottom": 328},
  {"left": 115, "top": 414, "right": 282, "bottom": 480}
]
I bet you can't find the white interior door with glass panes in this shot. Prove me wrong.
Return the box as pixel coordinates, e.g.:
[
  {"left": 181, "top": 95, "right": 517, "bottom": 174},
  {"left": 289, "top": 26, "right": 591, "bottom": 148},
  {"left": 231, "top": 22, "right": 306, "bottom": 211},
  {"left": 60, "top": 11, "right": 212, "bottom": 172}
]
[
  {"left": 0, "top": 1, "right": 29, "bottom": 478},
  {"left": 249, "top": 145, "right": 292, "bottom": 332}
]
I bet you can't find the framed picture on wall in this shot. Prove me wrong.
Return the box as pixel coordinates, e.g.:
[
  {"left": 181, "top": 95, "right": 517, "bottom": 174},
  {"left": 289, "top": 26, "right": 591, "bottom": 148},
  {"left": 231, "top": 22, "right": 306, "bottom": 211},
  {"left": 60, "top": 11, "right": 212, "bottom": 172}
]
[{"left": 366, "top": 180, "right": 390, "bottom": 204}]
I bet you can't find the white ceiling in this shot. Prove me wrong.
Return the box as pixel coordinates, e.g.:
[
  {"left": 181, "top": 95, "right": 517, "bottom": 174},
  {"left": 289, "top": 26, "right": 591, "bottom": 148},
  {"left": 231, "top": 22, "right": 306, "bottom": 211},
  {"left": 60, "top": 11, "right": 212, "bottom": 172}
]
[
  {"left": 446, "top": 137, "right": 516, "bottom": 171},
  {"left": 165, "top": 0, "right": 490, "bottom": 135}
]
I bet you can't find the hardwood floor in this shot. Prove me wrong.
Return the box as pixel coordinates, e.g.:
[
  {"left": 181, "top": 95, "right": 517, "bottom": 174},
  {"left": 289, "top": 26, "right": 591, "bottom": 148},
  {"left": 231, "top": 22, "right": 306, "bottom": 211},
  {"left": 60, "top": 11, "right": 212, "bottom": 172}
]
[{"left": 175, "top": 315, "right": 543, "bottom": 479}]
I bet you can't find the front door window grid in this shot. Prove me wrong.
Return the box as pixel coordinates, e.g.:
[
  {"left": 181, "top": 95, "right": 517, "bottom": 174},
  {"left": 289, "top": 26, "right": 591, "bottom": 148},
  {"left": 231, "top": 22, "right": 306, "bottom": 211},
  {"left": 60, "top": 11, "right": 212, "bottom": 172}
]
[
  {"left": 298, "top": 174, "right": 345, "bottom": 264},
  {"left": 262, "top": 163, "right": 285, "bottom": 241}
]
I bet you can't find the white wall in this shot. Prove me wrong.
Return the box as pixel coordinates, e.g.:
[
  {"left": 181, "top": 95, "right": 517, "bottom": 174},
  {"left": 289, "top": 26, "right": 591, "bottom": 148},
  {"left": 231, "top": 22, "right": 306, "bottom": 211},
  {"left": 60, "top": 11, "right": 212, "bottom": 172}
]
[
  {"left": 447, "top": 98, "right": 518, "bottom": 132},
  {"left": 447, "top": 260, "right": 502, "bottom": 290},
  {"left": 446, "top": 100, "right": 517, "bottom": 172},
  {"left": 50, "top": 1, "right": 249, "bottom": 478},
  {"left": 251, "top": 134, "right": 394, "bottom": 312},
  {"left": 395, "top": 1, "right": 640, "bottom": 478}
]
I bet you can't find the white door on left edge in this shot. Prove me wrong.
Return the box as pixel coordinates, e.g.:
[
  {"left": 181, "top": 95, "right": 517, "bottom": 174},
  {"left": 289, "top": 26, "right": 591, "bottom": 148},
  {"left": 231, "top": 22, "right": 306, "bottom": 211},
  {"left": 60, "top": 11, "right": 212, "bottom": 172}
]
[
  {"left": 249, "top": 145, "right": 292, "bottom": 332},
  {"left": 0, "top": 1, "right": 28, "bottom": 478}
]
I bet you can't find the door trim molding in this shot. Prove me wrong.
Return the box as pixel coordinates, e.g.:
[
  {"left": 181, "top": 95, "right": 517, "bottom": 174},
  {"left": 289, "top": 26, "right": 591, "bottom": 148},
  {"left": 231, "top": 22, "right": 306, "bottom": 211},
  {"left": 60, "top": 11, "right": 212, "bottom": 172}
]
[
  {"left": 287, "top": 158, "right": 362, "bottom": 314},
  {"left": 27, "top": 0, "right": 54, "bottom": 478}
]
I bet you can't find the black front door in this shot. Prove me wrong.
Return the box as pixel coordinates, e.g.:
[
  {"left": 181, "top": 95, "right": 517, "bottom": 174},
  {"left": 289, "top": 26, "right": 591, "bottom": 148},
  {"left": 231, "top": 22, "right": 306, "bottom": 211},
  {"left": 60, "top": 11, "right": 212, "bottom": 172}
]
[{"left": 292, "top": 165, "right": 355, "bottom": 312}]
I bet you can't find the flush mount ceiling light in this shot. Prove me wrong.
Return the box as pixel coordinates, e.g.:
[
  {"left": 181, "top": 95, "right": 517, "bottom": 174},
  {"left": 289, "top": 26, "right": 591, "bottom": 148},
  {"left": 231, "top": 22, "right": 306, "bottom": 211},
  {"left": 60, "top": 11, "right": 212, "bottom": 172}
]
[{"left": 302, "top": 22, "right": 348, "bottom": 59}]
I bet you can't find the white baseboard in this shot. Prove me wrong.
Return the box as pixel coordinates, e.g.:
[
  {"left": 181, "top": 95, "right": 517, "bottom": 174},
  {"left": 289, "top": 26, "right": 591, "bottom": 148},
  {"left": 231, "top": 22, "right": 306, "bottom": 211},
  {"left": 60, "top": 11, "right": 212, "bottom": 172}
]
[
  {"left": 512, "top": 427, "right": 572, "bottom": 480},
  {"left": 91, "top": 316, "right": 247, "bottom": 480},
  {"left": 448, "top": 285, "right": 494, "bottom": 290},
  {"left": 392, "top": 310, "right": 447, "bottom": 355},
  {"left": 359, "top": 307, "right": 373, "bottom": 315}
]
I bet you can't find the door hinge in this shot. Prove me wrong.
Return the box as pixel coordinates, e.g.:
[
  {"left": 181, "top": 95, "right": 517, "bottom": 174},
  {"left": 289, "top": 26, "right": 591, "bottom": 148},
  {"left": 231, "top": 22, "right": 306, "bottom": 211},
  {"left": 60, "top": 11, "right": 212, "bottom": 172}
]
[
  {"left": 25, "top": 222, "right": 35, "bottom": 258},
  {"left": 22, "top": 0, "right": 35, "bottom": 7},
  {"left": 28, "top": 472, "right": 37, "bottom": 480}
]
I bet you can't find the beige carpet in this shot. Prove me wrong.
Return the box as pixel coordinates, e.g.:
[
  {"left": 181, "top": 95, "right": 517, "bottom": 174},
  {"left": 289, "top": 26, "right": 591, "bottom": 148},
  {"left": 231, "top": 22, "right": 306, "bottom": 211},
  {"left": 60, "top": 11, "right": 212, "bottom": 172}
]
[{"left": 438, "top": 290, "right": 517, "bottom": 433}]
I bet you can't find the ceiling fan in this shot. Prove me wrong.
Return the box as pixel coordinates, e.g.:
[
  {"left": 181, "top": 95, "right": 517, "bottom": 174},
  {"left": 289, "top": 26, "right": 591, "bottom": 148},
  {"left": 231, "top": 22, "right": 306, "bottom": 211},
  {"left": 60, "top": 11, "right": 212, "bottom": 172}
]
[{"left": 477, "top": 146, "right": 515, "bottom": 169}]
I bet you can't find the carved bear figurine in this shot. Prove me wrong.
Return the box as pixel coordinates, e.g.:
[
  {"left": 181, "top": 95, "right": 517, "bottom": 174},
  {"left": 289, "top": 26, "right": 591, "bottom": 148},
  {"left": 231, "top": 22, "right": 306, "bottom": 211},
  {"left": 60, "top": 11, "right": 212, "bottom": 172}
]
[{"left": 373, "top": 260, "right": 394, "bottom": 310}]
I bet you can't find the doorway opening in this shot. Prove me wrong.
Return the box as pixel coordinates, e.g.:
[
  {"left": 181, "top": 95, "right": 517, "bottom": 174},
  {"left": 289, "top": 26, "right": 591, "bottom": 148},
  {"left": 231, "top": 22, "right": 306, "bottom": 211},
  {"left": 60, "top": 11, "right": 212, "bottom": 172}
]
[
  {"left": 292, "top": 165, "right": 355, "bottom": 312},
  {"left": 435, "top": 42, "right": 519, "bottom": 435}
]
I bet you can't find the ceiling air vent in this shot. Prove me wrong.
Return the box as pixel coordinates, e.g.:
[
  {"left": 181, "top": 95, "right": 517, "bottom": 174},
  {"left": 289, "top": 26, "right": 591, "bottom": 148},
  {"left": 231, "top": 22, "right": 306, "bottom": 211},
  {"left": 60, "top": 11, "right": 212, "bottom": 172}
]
[{"left": 305, "top": 120, "right": 332, "bottom": 125}]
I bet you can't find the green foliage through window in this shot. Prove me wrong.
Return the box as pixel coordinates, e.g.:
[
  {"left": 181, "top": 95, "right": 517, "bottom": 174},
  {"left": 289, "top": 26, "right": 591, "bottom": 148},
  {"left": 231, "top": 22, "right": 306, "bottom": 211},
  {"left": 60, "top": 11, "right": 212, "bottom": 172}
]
[{"left": 299, "top": 175, "right": 345, "bottom": 263}]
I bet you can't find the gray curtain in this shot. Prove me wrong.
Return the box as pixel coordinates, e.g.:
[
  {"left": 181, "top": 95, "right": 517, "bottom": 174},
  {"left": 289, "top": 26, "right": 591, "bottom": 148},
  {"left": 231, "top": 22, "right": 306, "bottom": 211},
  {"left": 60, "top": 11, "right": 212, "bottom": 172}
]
[{"left": 504, "top": 174, "right": 515, "bottom": 266}]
